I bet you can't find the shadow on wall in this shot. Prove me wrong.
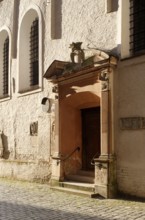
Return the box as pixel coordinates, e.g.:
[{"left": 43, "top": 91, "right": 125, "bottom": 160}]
[
  {"left": 101, "top": 44, "right": 121, "bottom": 58},
  {"left": 51, "top": 0, "right": 62, "bottom": 39},
  {"left": 1, "top": 133, "right": 10, "bottom": 159},
  {"left": 110, "top": 44, "right": 121, "bottom": 57},
  {"left": 12, "top": 0, "right": 20, "bottom": 58},
  {"left": 112, "top": 0, "right": 119, "bottom": 12}
]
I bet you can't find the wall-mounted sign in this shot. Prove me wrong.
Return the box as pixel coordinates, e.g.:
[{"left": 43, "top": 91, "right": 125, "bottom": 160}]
[{"left": 120, "top": 117, "right": 145, "bottom": 130}]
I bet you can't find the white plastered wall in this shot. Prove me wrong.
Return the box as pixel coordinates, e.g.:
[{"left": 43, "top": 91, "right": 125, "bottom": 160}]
[
  {"left": 119, "top": 0, "right": 130, "bottom": 58},
  {"left": 0, "top": 0, "right": 119, "bottom": 181}
]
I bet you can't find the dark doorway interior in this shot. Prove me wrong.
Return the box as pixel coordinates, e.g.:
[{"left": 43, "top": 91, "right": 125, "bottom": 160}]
[{"left": 81, "top": 107, "right": 100, "bottom": 170}]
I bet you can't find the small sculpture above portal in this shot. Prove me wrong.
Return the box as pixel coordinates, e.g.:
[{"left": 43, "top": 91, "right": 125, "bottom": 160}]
[
  {"left": 44, "top": 43, "right": 117, "bottom": 81},
  {"left": 69, "top": 42, "right": 84, "bottom": 64}
]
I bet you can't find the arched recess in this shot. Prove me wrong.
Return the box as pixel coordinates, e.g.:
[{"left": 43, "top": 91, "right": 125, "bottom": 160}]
[
  {"left": 0, "top": 27, "right": 11, "bottom": 99},
  {"left": 59, "top": 91, "right": 101, "bottom": 174},
  {"left": 18, "top": 5, "right": 43, "bottom": 93}
]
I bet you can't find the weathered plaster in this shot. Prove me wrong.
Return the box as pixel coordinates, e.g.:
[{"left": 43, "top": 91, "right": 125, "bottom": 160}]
[{"left": 0, "top": 0, "right": 119, "bottom": 186}]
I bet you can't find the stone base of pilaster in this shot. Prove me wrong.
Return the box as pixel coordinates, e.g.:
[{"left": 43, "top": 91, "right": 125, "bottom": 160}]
[{"left": 94, "top": 155, "right": 117, "bottom": 198}]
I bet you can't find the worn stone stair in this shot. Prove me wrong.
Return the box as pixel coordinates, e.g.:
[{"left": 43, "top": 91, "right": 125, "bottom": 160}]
[
  {"left": 66, "top": 170, "right": 95, "bottom": 184},
  {"left": 50, "top": 170, "right": 98, "bottom": 198},
  {"left": 51, "top": 181, "right": 96, "bottom": 197}
]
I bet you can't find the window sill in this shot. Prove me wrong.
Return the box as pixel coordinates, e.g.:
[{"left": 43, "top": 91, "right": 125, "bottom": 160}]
[
  {"left": 121, "top": 51, "right": 145, "bottom": 61},
  {"left": 0, "top": 95, "right": 11, "bottom": 102},
  {"left": 119, "top": 53, "right": 145, "bottom": 69},
  {"left": 18, "top": 86, "right": 42, "bottom": 97}
]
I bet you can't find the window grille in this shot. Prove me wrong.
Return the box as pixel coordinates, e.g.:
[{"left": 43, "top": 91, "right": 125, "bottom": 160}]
[
  {"left": 130, "top": 0, "right": 145, "bottom": 54},
  {"left": 30, "top": 18, "right": 39, "bottom": 86},
  {"left": 3, "top": 37, "right": 9, "bottom": 95}
]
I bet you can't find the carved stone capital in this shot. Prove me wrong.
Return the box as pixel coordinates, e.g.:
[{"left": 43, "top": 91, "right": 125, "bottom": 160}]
[
  {"left": 99, "top": 70, "right": 109, "bottom": 91},
  {"left": 99, "top": 70, "right": 109, "bottom": 81}
]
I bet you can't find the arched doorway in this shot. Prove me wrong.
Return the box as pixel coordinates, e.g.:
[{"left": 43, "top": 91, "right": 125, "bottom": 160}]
[
  {"left": 59, "top": 83, "right": 101, "bottom": 176},
  {"left": 44, "top": 53, "right": 117, "bottom": 198}
]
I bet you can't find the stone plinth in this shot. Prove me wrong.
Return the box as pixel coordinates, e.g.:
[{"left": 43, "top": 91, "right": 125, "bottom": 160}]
[{"left": 94, "top": 155, "right": 116, "bottom": 198}]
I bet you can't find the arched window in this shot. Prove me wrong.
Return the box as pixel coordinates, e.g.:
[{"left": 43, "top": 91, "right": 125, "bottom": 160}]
[
  {"left": 0, "top": 29, "right": 10, "bottom": 99},
  {"left": 30, "top": 18, "right": 39, "bottom": 86},
  {"left": 18, "top": 6, "right": 42, "bottom": 94},
  {"left": 3, "top": 37, "right": 9, "bottom": 95}
]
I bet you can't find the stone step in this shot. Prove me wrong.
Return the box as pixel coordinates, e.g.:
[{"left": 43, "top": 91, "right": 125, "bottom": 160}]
[
  {"left": 59, "top": 181, "right": 95, "bottom": 193},
  {"left": 50, "top": 170, "right": 96, "bottom": 197},
  {"left": 66, "top": 174, "right": 94, "bottom": 183},
  {"left": 77, "top": 170, "right": 95, "bottom": 177},
  {"left": 50, "top": 186, "right": 98, "bottom": 198}
]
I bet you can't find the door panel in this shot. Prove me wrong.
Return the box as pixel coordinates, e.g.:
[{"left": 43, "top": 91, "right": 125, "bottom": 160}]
[{"left": 82, "top": 107, "right": 100, "bottom": 170}]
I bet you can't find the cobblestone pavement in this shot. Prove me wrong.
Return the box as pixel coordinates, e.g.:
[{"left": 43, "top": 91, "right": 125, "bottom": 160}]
[{"left": 0, "top": 179, "right": 145, "bottom": 220}]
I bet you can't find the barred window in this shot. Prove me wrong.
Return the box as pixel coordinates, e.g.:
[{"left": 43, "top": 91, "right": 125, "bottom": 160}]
[
  {"left": 3, "top": 37, "right": 9, "bottom": 95},
  {"left": 130, "top": 0, "right": 145, "bottom": 54},
  {"left": 18, "top": 7, "right": 42, "bottom": 93},
  {"left": 30, "top": 18, "right": 39, "bottom": 86}
]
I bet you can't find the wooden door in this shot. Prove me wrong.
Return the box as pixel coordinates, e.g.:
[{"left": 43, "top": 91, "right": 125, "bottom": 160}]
[{"left": 82, "top": 107, "right": 100, "bottom": 170}]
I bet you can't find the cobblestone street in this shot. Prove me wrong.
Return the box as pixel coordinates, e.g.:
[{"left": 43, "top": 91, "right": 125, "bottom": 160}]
[{"left": 0, "top": 179, "right": 145, "bottom": 220}]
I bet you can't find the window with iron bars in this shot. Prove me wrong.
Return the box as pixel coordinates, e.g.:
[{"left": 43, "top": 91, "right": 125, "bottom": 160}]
[
  {"left": 130, "top": 0, "right": 145, "bottom": 55},
  {"left": 30, "top": 18, "right": 39, "bottom": 87},
  {"left": 3, "top": 37, "right": 9, "bottom": 95}
]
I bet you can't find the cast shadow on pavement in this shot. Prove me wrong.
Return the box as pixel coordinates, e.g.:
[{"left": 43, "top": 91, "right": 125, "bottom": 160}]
[{"left": 0, "top": 201, "right": 107, "bottom": 220}]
